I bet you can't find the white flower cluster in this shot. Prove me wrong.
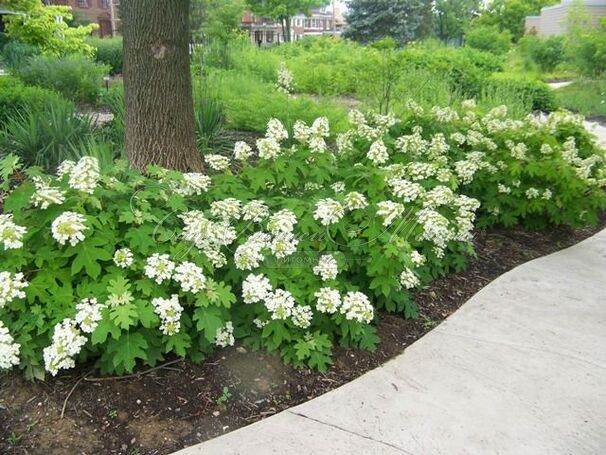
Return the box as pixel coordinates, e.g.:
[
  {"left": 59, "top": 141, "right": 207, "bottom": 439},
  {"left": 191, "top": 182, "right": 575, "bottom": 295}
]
[
  {"left": 75, "top": 298, "right": 104, "bottom": 333},
  {"left": 0, "top": 271, "right": 28, "bottom": 309},
  {"left": 235, "top": 232, "right": 270, "bottom": 270},
  {"left": 173, "top": 173, "right": 212, "bottom": 196},
  {"left": 400, "top": 268, "right": 420, "bottom": 289},
  {"left": 211, "top": 198, "right": 241, "bottom": 221},
  {"left": 51, "top": 212, "right": 87, "bottom": 246},
  {"left": 396, "top": 128, "right": 427, "bottom": 156},
  {"left": 340, "top": 291, "right": 374, "bottom": 324},
  {"left": 264, "top": 288, "right": 296, "bottom": 320},
  {"left": 180, "top": 211, "right": 236, "bottom": 265},
  {"left": 205, "top": 154, "right": 231, "bottom": 172},
  {"left": 367, "top": 140, "right": 389, "bottom": 165},
  {"left": 68, "top": 156, "right": 100, "bottom": 194},
  {"left": 57, "top": 160, "right": 76, "bottom": 178},
  {"left": 291, "top": 305, "right": 313, "bottom": 328},
  {"left": 0, "top": 321, "right": 20, "bottom": 370},
  {"left": 152, "top": 294, "right": 183, "bottom": 335},
  {"left": 144, "top": 253, "right": 176, "bottom": 284},
  {"left": 313, "top": 254, "right": 338, "bottom": 281},
  {"left": 0, "top": 214, "right": 26, "bottom": 250},
  {"left": 276, "top": 62, "right": 293, "bottom": 94},
  {"left": 242, "top": 273, "right": 272, "bottom": 304},
  {"left": 423, "top": 185, "right": 455, "bottom": 209},
  {"left": 257, "top": 118, "right": 288, "bottom": 160},
  {"left": 411, "top": 250, "right": 426, "bottom": 266},
  {"left": 293, "top": 117, "right": 330, "bottom": 153},
  {"left": 215, "top": 321, "right": 235, "bottom": 347},
  {"left": 267, "top": 209, "right": 297, "bottom": 234},
  {"left": 31, "top": 176, "right": 65, "bottom": 209},
  {"left": 314, "top": 287, "right": 341, "bottom": 314},
  {"left": 270, "top": 231, "right": 298, "bottom": 259},
  {"left": 242, "top": 200, "right": 269, "bottom": 223},
  {"left": 43, "top": 319, "right": 88, "bottom": 376},
  {"left": 388, "top": 178, "right": 424, "bottom": 203},
  {"left": 344, "top": 191, "right": 368, "bottom": 210},
  {"left": 234, "top": 141, "right": 253, "bottom": 162},
  {"left": 431, "top": 106, "right": 459, "bottom": 123},
  {"left": 376, "top": 201, "right": 405, "bottom": 226},
  {"left": 174, "top": 261, "right": 207, "bottom": 293},
  {"left": 313, "top": 198, "right": 345, "bottom": 226},
  {"left": 113, "top": 248, "right": 134, "bottom": 268}
]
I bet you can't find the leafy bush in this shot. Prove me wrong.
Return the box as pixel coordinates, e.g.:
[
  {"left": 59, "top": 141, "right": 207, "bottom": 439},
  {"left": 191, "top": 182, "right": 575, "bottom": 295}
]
[
  {"left": 0, "top": 99, "right": 98, "bottom": 169},
  {"left": 566, "top": 17, "right": 606, "bottom": 77},
  {"left": 15, "top": 55, "right": 110, "bottom": 104},
  {"left": 518, "top": 35, "right": 565, "bottom": 73},
  {"left": 88, "top": 37, "right": 123, "bottom": 75},
  {"left": 0, "top": 77, "right": 65, "bottom": 126},
  {"left": 483, "top": 74, "right": 557, "bottom": 112},
  {"left": 0, "top": 112, "right": 483, "bottom": 378},
  {"left": 465, "top": 26, "right": 512, "bottom": 55},
  {"left": 0, "top": 40, "right": 39, "bottom": 71}
]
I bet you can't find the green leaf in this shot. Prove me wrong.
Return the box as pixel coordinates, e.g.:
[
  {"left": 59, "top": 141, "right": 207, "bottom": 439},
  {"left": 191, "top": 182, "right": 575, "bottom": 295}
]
[
  {"left": 107, "top": 332, "right": 148, "bottom": 373},
  {"left": 91, "top": 309, "right": 121, "bottom": 344},
  {"left": 193, "top": 306, "right": 224, "bottom": 342},
  {"left": 109, "top": 303, "right": 139, "bottom": 330},
  {"left": 70, "top": 238, "right": 112, "bottom": 279}
]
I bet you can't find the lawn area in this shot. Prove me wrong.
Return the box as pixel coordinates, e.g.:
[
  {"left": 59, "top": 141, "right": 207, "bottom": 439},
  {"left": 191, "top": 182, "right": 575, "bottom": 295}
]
[{"left": 556, "top": 79, "right": 606, "bottom": 120}]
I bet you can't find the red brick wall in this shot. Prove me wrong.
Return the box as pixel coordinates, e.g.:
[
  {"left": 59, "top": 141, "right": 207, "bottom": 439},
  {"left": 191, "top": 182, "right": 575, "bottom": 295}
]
[{"left": 48, "top": 0, "right": 116, "bottom": 37}]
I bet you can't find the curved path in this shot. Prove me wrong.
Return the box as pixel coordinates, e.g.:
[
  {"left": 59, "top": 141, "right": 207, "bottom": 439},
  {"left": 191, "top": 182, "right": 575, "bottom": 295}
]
[{"left": 176, "top": 229, "right": 606, "bottom": 454}]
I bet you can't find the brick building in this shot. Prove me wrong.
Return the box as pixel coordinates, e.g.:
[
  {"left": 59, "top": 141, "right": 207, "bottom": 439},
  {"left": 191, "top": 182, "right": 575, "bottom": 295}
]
[
  {"left": 525, "top": 0, "right": 606, "bottom": 37},
  {"left": 45, "top": 0, "right": 119, "bottom": 37},
  {"left": 241, "top": 5, "right": 344, "bottom": 46}
]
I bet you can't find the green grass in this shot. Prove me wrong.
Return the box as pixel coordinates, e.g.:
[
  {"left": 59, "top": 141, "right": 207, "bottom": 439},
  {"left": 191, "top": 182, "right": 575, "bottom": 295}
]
[{"left": 555, "top": 79, "right": 606, "bottom": 119}]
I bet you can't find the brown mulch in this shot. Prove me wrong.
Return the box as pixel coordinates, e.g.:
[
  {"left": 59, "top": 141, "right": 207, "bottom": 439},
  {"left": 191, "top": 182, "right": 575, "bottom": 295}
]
[{"left": 1, "top": 214, "right": 605, "bottom": 455}]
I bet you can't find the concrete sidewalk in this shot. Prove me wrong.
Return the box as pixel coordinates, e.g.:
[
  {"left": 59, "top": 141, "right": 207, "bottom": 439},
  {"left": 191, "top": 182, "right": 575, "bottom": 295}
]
[{"left": 175, "top": 229, "right": 606, "bottom": 455}]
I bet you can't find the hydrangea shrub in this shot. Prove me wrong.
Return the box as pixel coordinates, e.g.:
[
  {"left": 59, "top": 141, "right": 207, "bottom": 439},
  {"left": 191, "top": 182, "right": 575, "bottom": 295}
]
[{"left": 1, "top": 102, "right": 604, "bottom": 379}]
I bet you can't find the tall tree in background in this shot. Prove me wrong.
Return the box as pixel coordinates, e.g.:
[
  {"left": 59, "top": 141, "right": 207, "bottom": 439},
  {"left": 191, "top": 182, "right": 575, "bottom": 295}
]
[
  {"left": 191, "top": 0, "right": 246, "bottom": 43},
  {"left": 472, "top": 0, "right": 559, "bottom": 42},
  {"left": 343, "top": 0, "right": 432, "bottom": 45},
  {"left": 246, "top": 0, "right": 329, "bottom": 42},
  {"left": 121, "top": 0, "right": 203, "bottom": 172},
  {"left": 434, "top": 0, "right": 481, "bottom": 43}
]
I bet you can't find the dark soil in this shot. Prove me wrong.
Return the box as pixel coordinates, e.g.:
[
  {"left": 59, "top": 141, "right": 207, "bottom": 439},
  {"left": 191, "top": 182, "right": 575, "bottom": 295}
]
[{"left": 1, "top": 215, "right": 605, "bottom": 455}]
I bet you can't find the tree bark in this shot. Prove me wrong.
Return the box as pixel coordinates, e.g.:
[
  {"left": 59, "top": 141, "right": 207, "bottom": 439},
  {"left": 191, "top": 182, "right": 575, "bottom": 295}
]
[{"left": 121, "top": 0, "right": 203, "bottom": 172}]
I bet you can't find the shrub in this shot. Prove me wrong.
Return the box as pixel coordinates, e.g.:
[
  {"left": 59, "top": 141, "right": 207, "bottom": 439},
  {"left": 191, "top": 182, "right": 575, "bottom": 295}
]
[
  {"left": 465, "top": 26, "right": 512, "bottom": 55},
  {"left": 88, "top": 37, "right": 123, "bottom": 75},
  {"left": 0, "top": 40, "right": 39, "bottom": 71},
  {"left": 0, "top": 99, "right": 98, "bottom": 169},
  {"left": 483, "top": 74, "right": 557, "bottom": 112},
  {"left": 0, "top": 77, "right": 65, "bottom": 126},
  {"left": 518, "top": 35, "right": 565, "bottom": 73},
  {"left": 15, "top": 55, "right": 110, "bottom": 104},
  {"left": 566, "top": 17, "right": 606, "bottom": 77}
]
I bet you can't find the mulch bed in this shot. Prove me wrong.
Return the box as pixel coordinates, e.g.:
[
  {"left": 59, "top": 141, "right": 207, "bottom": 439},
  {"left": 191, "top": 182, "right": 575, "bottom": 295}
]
[{"left": 1, "top": 214, "right": 605, "bottom": 455}]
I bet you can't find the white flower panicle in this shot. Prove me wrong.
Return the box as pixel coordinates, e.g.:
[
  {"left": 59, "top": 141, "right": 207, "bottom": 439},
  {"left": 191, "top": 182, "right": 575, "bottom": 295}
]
[
  {"left": 0, "top": 321, "right": 20, "bottom": 370},
  {"left": 270, "top": 232, "right": 299, "bottom": 259},
  {"left": 235, "top": 232, "right": 270, "bottom": 270},
  {"left": 75, "top": 298, "right": 104, "bottom": 333},
  {"left": 205, "top": 154, "right": 231, "bottom": 172},
  {"left": 264, "top": 289, "right": 296, "bottom": 320},
  {"left": 242, "top": 273, "right": 272, "bottom": 304},
  {"left": 180, "top": 210, "right": 237, "bottom": 250},
  {"left": 276, "top": 62, "right": 293, "bottom": 94},
  {"left": 242, "top": 200, "right": 269, "bottom": 222},
  {"left": 376, "top": 201, "right": 405, "bottom": 226},
  {"left": 210, "top": 198, "right": 241, "bottom": 221},
  {"left": 313, "top": 254, "right": 338, "bottom": 281},
  {"left": 410, "top": 250, "right": 426, "bottom": 267},
  {"left": 367, "top": 140, "right": 389, "bottom": 165},
  {"left": 152, "top": 295, "right": 183, "bottom": 336},
  {"left": 344, "top": 192, "right": 368, "bottom": 210},
  {"left": 256, "top": 137, "right": 282, "bottom": 160},
  {"left": 51, "top": 212, "right": 87, "bottom": 246},
  {"left": 31, "top": 176, "right": 66, "bottom": 209},
  {"left": 68, "top": 156, "right": 100, "bottom": 194},
  {"left": 43, "top": 319, "right": 87, "bottom": 376},
  {"left": 313, "top": 198, "right": 345, "bottom": 226},
  {"left": 113, "top": 248, "right": 134, "bottom": 268},
  {"left": 215, "top": 321, "right": 235, "bottom": 347},
  {"left": 234, "top": 141, "right": 253, "bottom": 161},
  {"left": 175, "top": 173, "right": 212, "bottom": 196},
  {"left": 314, "top": 287, "right": 341, "bottom": 314},
  {"left": 388, "top": 178, "right": 424, "bottom": 202},
  {"left": 0, "top": 214, "right": 26, "bottom": 250},
  {"left": 174, "top": 261, "right": 207, "bottom": 293},
  {"left": 0, "top": 271, "right": 28, "bottom": 309},
  {"left": 57, "top": 160, "right": 76, "bottom": 178},
  {"left": 144, "top": 254, "right": 176, "bottom": 284},
  {"left": 400, "top": 268, "right": 420, "bottom": 289},
  {"left": 525, "top": 188, "right": 540, "bottom": 199},
  {"left": 291, "top": 305, "right": 313, "bottom": 329},
  {"left": 267, "top": 209, "right": 297, "bottom": 234},
  {"left": 331, "top": 181, "right": 346, "bottom": 193},
  {"left": 340, "top": 291, "right": 374, "bottom": 324},
  {"left": 266, "top": 118, "right": 288, "bottom": 143}
]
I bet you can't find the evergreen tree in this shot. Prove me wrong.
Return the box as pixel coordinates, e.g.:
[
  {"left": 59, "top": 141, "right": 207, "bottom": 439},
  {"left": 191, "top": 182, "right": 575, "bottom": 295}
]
[{"left": 343, "top": 0, "right": 432, "bottom": 45}]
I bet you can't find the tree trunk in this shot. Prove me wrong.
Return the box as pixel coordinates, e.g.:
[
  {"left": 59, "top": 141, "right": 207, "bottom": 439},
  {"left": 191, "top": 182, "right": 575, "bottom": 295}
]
[
  {"left": 121, "top": 0, "right": 203, "bottom": 172},
  {"left": 284, "top": 16, "right": 291, "bottom": 42}
]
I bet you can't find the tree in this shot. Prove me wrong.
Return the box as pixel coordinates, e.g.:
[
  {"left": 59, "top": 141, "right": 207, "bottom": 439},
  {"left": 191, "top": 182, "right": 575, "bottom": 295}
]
[
  {"left": 191, "top": 0, "right": 246, "bottom": 43},
  {"left": 1, "top": 0, "right": 97, "bottom": 56},
  {"left": 121, "top": 0, "right": 203, "bottom": 172},
  {"left": 246, "top": 0, "right": 329, "bottom": 42},
  {"left": 343, "top": 0, "right": 432, "bottom": 45},
  {"left": 472, "top": 0, "right": 558, "bottom": 42},
  {"left": 434, "top": 0, "right": 481, "bottom": 43}
]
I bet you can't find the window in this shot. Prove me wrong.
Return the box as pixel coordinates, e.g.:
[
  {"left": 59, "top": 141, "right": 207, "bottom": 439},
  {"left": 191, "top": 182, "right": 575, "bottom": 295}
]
[
  {"left": 77, "top": 0, "right": 88, "bottom": 8},
  {"left": 98, "top": 0, "right": 110, "bottom": 8}
]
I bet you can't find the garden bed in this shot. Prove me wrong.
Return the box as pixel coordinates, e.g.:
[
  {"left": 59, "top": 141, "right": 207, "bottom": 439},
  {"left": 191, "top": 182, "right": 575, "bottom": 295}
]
[{"left": 2, "top": 214, "right": 605, "bottom": 455}]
